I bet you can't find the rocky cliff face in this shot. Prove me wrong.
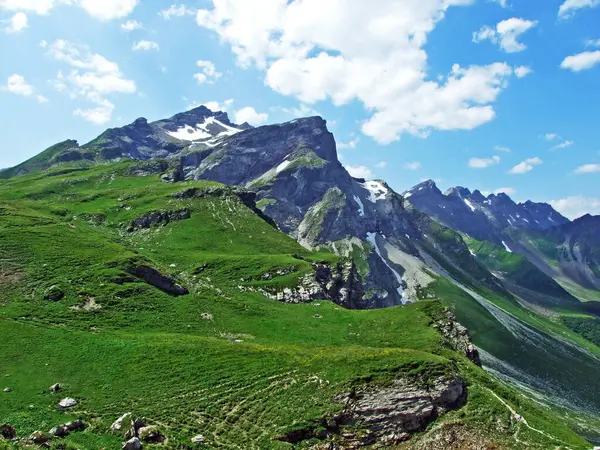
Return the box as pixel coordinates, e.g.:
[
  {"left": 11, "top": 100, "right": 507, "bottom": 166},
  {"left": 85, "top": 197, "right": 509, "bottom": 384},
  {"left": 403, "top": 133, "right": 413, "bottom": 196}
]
[
  {"left": 541, "top": 214, "right": 600, "bottom": 290},
  {"left": 7, "top": 108, "right": 509, "bottom": 309}
]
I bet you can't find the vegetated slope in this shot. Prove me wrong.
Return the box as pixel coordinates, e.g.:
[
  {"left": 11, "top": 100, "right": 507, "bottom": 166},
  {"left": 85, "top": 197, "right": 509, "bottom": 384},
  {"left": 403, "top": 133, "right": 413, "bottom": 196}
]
[
  {"left": 0, "top": 163, "right": 590, "bottom": 449},
  {"left": 2, "top": 106, "right": 600, "bottom": 444},
  {"left": 464, "top": 237, "right": 581, "bottom": 308}
]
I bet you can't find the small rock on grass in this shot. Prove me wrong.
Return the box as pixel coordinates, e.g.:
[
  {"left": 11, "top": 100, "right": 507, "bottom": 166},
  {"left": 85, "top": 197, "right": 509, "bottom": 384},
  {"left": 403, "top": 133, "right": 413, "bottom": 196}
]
[
  {"left": 29, "top": 431, "right": 52, "bottom": 445},
  {"left": 49, "top": 383, "right": 61, "bottom": 392},
  {"left": 122, "top": 437, "right": 142, "bottom": 450},
  {"left": 44, "top": 285, "right": 65, "bottom": 302},
  {"left": 49, "top": 425, "right": 69, "bottom": 437},
  {"left": 3, "top": 387, "right": 11, "bottom": 393},
  {"left": 65, "top": 420, "right": 86, "bottom": 432},
  {"left": 138, "top": 426, "right": 165, "bottom": 443},
  {"left": 191, "top": 434, "right": 205, "bottom": 443},
  {"left": 57, "top": 397, "right": 77, "bottom": 409},
  {"left": 111, "top": 413, "right": 132, "bottom": 431},
  {"left": 0, "top": 424, "right": 17, "bottom": 440}
]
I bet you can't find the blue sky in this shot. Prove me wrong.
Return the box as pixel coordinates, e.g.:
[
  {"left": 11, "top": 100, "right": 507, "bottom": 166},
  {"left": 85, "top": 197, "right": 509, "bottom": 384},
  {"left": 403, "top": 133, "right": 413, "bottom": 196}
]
[{"left": 0, "top": 0, "right": 598, "bottom": 219}]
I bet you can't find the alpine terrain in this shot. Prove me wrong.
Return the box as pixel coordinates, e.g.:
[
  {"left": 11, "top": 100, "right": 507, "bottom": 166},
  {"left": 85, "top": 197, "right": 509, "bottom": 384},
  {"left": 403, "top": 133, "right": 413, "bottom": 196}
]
[{"left": 1, "top": 106, "right": 599, "bottom": 449}]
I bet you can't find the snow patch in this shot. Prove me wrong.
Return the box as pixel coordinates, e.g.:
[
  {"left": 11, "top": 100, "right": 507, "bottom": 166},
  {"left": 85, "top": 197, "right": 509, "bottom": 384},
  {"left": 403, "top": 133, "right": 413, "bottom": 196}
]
[
  {"left": 276, "top": 160, "right": 291, "bottom": 174},
  {"left": 366, "top": 232, "right": 405, "bottom": 302},
  {"left": 167, "top": 124, "right": 211, "bottom": 141},
  {"left": 404, "top": 191, "right": 412, "bottom": 199},
  {"left": 361, "top": 181, "right": 389, "bottom": 203},
  {"left": 167, "top": 116, "right": 241, "bottom": 142},
  {"left": 464, "top": 198, "right": 476, "bottom": 212},
  {"left": 501, "top": 241, "right": 513, "bottom": 253},
  {"left": 353, "top": 195, "right": 365, "bottom": 217}
]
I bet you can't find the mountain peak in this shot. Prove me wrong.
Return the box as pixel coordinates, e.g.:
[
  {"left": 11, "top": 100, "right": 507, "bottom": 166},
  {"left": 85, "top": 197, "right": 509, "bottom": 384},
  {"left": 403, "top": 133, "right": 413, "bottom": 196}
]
[{"left": 445, "top": 186, "right": 471, "bottom": 198}]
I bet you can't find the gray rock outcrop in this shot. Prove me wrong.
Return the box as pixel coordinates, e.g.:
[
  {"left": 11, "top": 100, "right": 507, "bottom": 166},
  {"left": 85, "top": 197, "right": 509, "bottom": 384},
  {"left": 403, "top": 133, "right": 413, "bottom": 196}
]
[{"left": 127, "top": 209, "right": 191, "bottom": 232}]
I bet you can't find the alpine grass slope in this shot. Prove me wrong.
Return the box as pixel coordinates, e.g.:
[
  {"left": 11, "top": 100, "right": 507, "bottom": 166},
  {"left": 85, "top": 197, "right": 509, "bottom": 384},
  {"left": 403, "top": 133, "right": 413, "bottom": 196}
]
[{"left": 1, "top": 106, "right": 599, "bottom": 448}]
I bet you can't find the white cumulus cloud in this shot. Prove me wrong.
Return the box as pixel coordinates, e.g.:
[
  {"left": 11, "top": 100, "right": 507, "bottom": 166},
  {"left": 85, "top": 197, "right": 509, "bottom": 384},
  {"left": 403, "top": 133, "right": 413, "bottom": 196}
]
[
  {"left": 46, "top": 40, "right": 135, "bottom": 124},
  {"left": 234, "top": 106, "right": 268, "bottom": 125},
  {"left": 199, "top": 99, "right": 234, "bottom": 112},
  {"left": 473, "top": 18, "right": 537, "bottom": 53},
  {"left": 121, "top": 19, "right": 142, "bottom": 31},
  {"left": 561, "top": 50, "right": 600, "bottom": 72},
  {"left": 551, "top": 140, "right": 574, "bottom": 150},
  {"left": 514, "top": 66, "right": 532, "bottom": 78},
  {"left": 132, "top": 40, "right": 159, "bottom": 51},
  {"left": 196, "top": 0, "right": 526, "bottom": 145},
  {"left": 194, "top": 60, "right": 221, "bottom": 84},
  {"left": 4, "top": 11, "right": 28, "bottom": 33},
  {"left": 338, "top": 137, "right": 360, "bottom": 150},
  {"left": 1, "top": 74, "right": 47, "bottom": 102},
  {"left": 404, "top": 161, "right": 422, "bottom": 170},
  {"left": 544, "top": 132, "right": 559, "bottom": 141},
  {"left": 550, "top": 196, "right": 600, "bottom": 219},
  {"left": 469, "top": 155, "right": 500, "bottom": 169},
  {"left": 509, "top": 157, "right": 542, "bottom": 174},
  {"left": 558, "top": 0, "right": 600, "bottom": 18},
  {"left": 0, "top": 0, "right": 139, "bottom": 20},
  {"left": 345, "top": 165, "right": 373, "bottom": 179},
  {"left": 160, "top": 4, "right": 195, "bottom": 20},
  {"left": 375, "top": 161, "right": 388, "bottom": 168},
  {"left": 574, "top": 163, "right": 600, "bottom": 174}
]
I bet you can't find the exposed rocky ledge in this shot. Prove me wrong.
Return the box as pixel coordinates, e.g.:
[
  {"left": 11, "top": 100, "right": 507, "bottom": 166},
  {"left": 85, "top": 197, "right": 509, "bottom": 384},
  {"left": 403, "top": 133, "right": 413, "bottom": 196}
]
[
  {"left": 431, "top": 308, "right": 481, "bottom": 366},
  {"left": 125, "top": 265, "right": 189, "bottom": 296},
  {"left": 274, "top": 375, "right": 467, "bottom": 447},
  {"left": 127, "top": 209, "right": 191, "bottom": 232},
  {"left": 239, "top": 259, "right": 366, "bottom": 309},
  {"left": 171, "top": 187, "right": 277, "bottom": 228}
]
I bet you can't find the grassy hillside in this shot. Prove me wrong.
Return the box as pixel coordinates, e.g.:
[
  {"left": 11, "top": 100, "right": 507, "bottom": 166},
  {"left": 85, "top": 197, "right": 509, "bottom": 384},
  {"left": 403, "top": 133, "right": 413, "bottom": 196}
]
[{"left": 0, "top": 163, "right": 592, "bottom": 449}]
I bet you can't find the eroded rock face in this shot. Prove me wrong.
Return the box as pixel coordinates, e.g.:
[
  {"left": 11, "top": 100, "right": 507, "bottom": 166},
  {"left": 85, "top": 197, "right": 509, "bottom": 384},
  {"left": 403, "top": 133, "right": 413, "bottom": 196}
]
[
  {"left": 433, "top": 308, "right": 482, "bottom": 366},
  {"left": 240, "top": 259, "right": 365, "bottom": 308},
  {"left": 340, "top": 377, "right": 466, "bottom": 444},
  {"left": 127, "top": 209, "right": 191, "bottom": 232},
  {"left": 275, "top": 375, "right": 467, "bottom": 447}
]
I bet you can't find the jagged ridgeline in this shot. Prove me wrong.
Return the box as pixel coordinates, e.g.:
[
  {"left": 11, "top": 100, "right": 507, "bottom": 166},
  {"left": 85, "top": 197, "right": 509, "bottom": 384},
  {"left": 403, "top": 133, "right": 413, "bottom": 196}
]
[{"left": 1, "top": 106, "right": 599, "bottom": 449}]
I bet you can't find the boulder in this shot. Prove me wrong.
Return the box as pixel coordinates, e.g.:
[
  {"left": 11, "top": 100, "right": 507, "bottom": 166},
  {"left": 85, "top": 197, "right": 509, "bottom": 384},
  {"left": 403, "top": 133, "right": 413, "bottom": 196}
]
[
  {"left": 49, "top": 383, "right": 61, "bottom": 392},
  {"left": 57, "top": 397, "right": 77, "bottom": 409},
  {"left": 65, "top": 420, "right": 86, "bottom": 432},
  {"left": 138, "top": 426, "right": 165, "bottom": 443},
  {"left": 0, "top": 424, "right": 16, "bottom": 440},
  {"left": 191, "top": 434, "right": 205, "bottom": 444},
  {"left": 111, "top": 413, "right": 132, "bottom": 431},
  {"left": 29, "top": 431, "right": 51, "bottom": 445},
  {"left": 2, "top": 387, "right": 11, "bottom": 393},
  {"left": 126, "top": 265, "right": 189, "bottom": 296},
  {"left": 127, "top": 209, "right": 191, "bottom": 232},
  {"left": 123, "top": 437, "right": 142, "bottom": 450},
  {"left": 44, "top": 285, "right": 65, "bottom": 301},
  {"left": 49, "top": 425, "right": 69, "bottom": 437}
]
